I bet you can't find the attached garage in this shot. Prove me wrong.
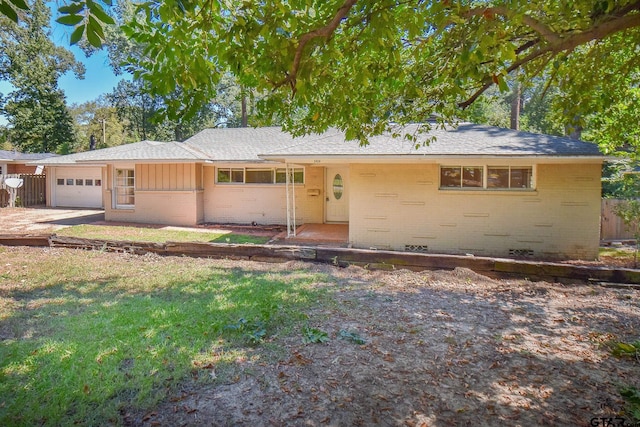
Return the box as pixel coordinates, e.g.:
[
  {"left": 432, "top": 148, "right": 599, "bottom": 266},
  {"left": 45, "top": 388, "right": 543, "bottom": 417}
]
[{"left": 49, "top": 166, "right": 103, "bottom": 208}]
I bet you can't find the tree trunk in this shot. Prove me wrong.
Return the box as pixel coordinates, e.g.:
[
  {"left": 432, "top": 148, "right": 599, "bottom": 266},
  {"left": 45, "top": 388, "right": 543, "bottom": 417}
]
[
  {"left": 241, "top": 93, "right": 248, "bottom": 127},
  {"left": 510, "top": 82, "right": 520, "bottom": 130}
]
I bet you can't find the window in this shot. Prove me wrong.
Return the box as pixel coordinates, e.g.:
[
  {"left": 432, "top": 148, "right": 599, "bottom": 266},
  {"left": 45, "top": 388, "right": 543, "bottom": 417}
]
[
  {"left": 488, "top": 166, "right": 533, "bottom": 189},
  {"left": 440, "top": 165, "right": 534, "bottom": 190},
  {"left": 245, "top": 169, "right": 274, "bottom": 184},
  {"left": 76, "top": 179, "right": 84, "bottom": 186},
  {"left": 95, "top": 179, "right": 102, "bottom": 187},
  {"left": 115, "top": 168, "right": 135, "bottom": 208},
  {"left": 332, "top": 174, "right": 344, "bottom": 200},
  {"left": 85, "top": 179, "right": 93, "bottom": 186},
  {"left": 275, "top": 168, "right": 304, "bottom": 184},
  {"left": 217, "top": 167, "right": 304, "bottom": 184},
  {"left": 66, "top": 179, "right": 74, "bottom": 186},
  {"left": 217, "top": 168, "right": 244, "bottom": 183},
  {"left": 440, "top": 166, "right": 483, "bottom": 188},
  {"left": 57, "top": 178, "right": 64, "bottom": 185}
]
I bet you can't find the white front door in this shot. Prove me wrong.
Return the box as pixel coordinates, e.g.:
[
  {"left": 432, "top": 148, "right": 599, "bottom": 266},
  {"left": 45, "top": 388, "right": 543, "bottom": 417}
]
[{"left": 325, "top": 167, "right": 349, "bottom": 222}]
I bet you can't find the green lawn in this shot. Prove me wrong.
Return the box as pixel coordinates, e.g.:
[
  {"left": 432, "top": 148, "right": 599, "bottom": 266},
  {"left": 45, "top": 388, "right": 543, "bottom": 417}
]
[
  {"left": 0, "top": 247, "right": 328, "bottom": 426},
  {"left": 56, "top": 224, "right": 272, "bottom": 244}
]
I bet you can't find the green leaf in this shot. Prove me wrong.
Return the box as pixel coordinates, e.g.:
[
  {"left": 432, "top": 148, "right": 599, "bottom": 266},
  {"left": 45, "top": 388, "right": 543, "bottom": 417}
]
[
  {"left": 86, "top": 0, "right": 115, "bottom": 25},
  {"left": 0, "top": 1, "right": 18, "bottom": 22},
  {"left": 8, "top": 0, "right": 27, "bottom": 11},
  {"left": 69, "top": 24, "right": 85, "bottom": 45},
  {"left": 496, "top": 74, "right": 509, "bottom": 92},
  {"left": 87, "top": 16, "right": 105, "bottom": 47},
  {"left": 58, "top": 2, "right": 85, "bottom": 14},
  {"left": 56, "top": 14, "right": 84, "bottom": 26}
]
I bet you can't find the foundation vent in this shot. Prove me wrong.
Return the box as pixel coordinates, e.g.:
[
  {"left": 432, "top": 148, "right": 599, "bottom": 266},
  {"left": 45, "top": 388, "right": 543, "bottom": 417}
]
[
  {"left": 509, "top": 248, "right": 534, "bottom": 257},
  {"left": 405, "top": 244, "right": 429, "bottom": 253}
]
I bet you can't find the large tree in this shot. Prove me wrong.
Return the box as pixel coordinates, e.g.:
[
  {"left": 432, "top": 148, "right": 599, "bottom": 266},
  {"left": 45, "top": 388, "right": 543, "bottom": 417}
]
[
  {"left": 110, "top": 1, "right": 640, "bottom": 148},
  {"left": 0, "top": 0, "right": 84, "bottom": 153}
]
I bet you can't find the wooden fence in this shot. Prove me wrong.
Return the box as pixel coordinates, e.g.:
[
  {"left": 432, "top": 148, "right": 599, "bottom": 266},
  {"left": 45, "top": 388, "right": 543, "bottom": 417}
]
[
  {"left": 0, "top": 174, "right": 46, "bottom": 208},
  {"left": 601, "top": 198, "right": 636, "bottom": 241}
]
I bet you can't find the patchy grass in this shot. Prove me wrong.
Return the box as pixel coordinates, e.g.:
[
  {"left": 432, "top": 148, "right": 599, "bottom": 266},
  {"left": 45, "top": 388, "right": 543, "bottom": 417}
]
[
  {"left": 56, "top": 224, "right": 271, "bottom": 244},
  {"left": 599, "top": 246, "right": 638, "bottom": 267},
  {"left": 0, "top": 247, "right": 328, "bottom": 426}
]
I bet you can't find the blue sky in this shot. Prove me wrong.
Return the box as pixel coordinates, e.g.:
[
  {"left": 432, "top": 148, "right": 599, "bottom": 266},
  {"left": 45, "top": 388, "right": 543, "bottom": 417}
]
[
  {"left": 46, "top": 8, "right": 130, "bottom": 106},
  {"left": 0, "top": 3, "right": 130, "bottom": 108}
]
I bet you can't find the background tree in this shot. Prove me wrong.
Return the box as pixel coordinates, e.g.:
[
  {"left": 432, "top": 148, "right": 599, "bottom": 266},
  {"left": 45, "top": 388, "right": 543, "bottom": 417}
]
[
  {"left": 69, "top": 97, "right": 125, "bottom": 151},
  {"left": 118, "top": 1, "right": 640, "bottom": 148},
  {"left": 0, "top": 0, "right": 84, "bottom": 153}
]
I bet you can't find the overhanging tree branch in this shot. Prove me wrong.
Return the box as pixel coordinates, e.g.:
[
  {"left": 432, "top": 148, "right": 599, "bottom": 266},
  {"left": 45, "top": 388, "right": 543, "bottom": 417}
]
[
  {"left": 459, "top": 8, "right": 640, "bottom": 108},
  {"left": 272, "top": 0, "right": 358, "bottom": 92}
]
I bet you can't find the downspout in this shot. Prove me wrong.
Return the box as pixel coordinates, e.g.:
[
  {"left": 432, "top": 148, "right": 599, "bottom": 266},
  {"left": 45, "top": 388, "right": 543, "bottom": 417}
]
[{"left": 286, "top": 163, "right": 291, "bottom": 237}]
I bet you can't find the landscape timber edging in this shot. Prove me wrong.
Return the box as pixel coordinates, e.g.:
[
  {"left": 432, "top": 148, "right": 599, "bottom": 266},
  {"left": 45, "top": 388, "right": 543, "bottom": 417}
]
[{"left": 0, "top": 233, "right": 639, "bottom": 285}]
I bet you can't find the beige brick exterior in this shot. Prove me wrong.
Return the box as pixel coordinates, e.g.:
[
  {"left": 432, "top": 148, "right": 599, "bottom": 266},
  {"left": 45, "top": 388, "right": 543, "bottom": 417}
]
[
  {"left": 349, "top": 162, "right": 602, "bottom": 259},
  {"left": 202, "top": 165, "right": 324, "bottom": 225},
  {"left": 105, "top": 163, "right": 204, "bottom": 226}
]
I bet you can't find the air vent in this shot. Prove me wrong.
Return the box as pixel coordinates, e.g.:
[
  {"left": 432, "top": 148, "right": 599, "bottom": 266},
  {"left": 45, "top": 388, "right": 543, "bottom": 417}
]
[
  {"left": 509, "top": 249, "right": 534, "bottom": 257},
  {"left": 405, "top": 244, "right": 428, "bottom": 253}
]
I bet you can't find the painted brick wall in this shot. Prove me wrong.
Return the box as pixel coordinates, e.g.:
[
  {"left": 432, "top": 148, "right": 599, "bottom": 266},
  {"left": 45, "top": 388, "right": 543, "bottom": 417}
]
[
  {"left": 104, "top": 163, "right": 202, "bottom": 226},
  {"left": 349, "top": 162, "right": 602, "bottom": 260},
  {"left": 7, "top": 163, "right": 38, "bottom": 174},
  {"left": 202, "top": 165, "right": 324, "bottom": 225}
]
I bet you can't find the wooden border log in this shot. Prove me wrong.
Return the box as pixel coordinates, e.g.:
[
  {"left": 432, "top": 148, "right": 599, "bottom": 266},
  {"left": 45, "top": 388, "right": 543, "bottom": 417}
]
[
  {"left": 0, "top": 233, "right": 51, "bottom": 247},
  {"left": 494, "top": 259, "right": 640, "bottom": 284},
  {"left": 164, "top": 242, "right": 316, "bottom": 261},
  {"left": 49, "top": 235, "right": 166, "bottom": 255},
  {"left": 316, "top": 247, "right": 496, "bottom": 273}
]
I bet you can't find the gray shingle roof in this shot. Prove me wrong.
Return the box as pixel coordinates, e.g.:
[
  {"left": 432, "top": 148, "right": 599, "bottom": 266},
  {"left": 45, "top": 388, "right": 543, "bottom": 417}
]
[
  {"left": 31, "top": 141, "right": 208, "bottom": 165},
  {"left": 28, "top": 124, "right": 603, "bottom": 166},
  {"left": 258, "top": 123, "right": 603, "bottom": 158},
  {"left": 184, "top": 127, "right": 302, "bottom": 162},
  {"left": 0, "top": 150, "right": 58, "bottom": 161}
]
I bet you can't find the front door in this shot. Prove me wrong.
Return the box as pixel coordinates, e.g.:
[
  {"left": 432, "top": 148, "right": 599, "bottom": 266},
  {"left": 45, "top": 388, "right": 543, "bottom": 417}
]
[{"left": 325, "top": 167, "right": 349, "bottom": 222}]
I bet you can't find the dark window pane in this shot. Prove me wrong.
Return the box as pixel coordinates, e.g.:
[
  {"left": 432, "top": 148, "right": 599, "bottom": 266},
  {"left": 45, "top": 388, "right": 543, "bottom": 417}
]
[
  {"left": 511, "top": 167, "right": 532, "bottom": 188},
  {"left": 217, "top": 169, "right": 230, "bottom": 183},
  {"left": 488, "top": 167, "right": 509, "bottom": 188},
  {"left": 462, "top": 167, "right": 482, "bottom": 188},
  {"left": 246, "top": 169, "right": 273, "bottom": 184},
  {"left": 440, "top": 167, "right": 461, "bottom": 187},
  {"left": 231, "top": 169, "right": 244, "bottom": 183}
]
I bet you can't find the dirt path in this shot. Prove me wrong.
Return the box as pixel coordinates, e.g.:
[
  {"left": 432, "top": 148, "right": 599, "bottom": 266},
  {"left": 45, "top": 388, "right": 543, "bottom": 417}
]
[{"left": 125, "top": 264, "right": 640, "bottom": 427}]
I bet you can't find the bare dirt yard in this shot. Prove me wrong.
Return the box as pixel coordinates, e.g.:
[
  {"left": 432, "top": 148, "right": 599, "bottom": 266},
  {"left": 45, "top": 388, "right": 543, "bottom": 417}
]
[
  {"left": 124, "top": 262, "right": 639, "bottom": 427},
  {"left": 2, "top": 208, "right": 640, "bottom": 425}
]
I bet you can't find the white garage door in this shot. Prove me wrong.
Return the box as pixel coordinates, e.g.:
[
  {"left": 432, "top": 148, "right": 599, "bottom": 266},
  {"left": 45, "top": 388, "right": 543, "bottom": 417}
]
[{"left": 53, "top": 167, "right": 103, "bottom": 208}]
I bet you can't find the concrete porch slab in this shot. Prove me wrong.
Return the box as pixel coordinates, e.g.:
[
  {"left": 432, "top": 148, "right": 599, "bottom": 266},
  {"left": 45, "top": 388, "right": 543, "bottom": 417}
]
[{"left": 273, "top": 223, "right": 349, "bottom": 246}]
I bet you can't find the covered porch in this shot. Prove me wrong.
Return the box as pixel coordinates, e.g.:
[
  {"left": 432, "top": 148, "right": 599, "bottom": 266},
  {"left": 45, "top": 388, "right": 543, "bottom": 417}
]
[{"left": 275, "top": 223, "right": 349, "bottom": 246}]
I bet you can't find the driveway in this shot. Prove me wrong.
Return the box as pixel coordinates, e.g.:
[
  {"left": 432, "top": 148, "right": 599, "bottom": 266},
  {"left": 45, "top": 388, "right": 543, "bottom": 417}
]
[{"left": 0, "top": 207, "right": 105, "bottom": 233}]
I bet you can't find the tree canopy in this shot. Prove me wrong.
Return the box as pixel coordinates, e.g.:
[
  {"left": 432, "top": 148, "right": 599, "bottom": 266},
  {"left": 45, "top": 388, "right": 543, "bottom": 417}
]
[
  {"left": 0, "top": 0, "right": 84, "bottom": 153},
  {"left": 109, "top": 0, "right": 640, "bottom": 149}
]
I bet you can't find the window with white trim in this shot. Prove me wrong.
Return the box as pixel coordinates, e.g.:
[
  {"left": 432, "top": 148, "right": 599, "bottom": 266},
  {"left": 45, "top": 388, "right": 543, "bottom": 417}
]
[
  {"left": 115, "top": 168, "right": 135, "bottom": 208},
  {"left": 440, "top": 166, "right": 483, "bottom": 188},
  {"left": 217, "top": 167, "right": 304, "bottom": 184},
  {"left": 487, "top": 166, "right": 533, "bottom": 189},
  {"left": 440, "top": 165, "right": 534, "bottom": 190}
]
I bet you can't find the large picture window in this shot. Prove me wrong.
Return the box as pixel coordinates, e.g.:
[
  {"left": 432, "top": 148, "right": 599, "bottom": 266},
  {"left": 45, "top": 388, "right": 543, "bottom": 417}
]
[
  {"left": 487, "top": 166, "right": 533, "bottom": 189},
  {"left": 115, "top": 168, "right": 135, "bottom": 208},
  {"left": 440, "top": 166, "right": 483, "bottom": 188},
  {"left": 217, "top": 167, "right": 304, "bottom": 184},
  {"left": 440, "top": 165, "right": 534, "bottom": 190}
]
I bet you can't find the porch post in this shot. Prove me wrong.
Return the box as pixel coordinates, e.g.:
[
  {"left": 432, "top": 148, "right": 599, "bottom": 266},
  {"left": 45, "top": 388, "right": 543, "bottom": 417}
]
[
  {"left": 291, "top": 165, "right": 296, "bottom": 236},
  {"left": 285, "top": 163, "right": 291, "bottom": 236}
]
